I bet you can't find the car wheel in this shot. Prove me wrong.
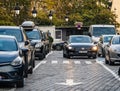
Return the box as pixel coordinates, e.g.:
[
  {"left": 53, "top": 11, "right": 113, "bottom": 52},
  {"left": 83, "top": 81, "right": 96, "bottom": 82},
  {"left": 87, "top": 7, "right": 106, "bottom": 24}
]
[
  {"left": 93, "top": 55, "right": 97, "bottom": 59},
  {"left": 56, "top": 45, "right": 62, "bottom": 50},
  {"left": 16, "top": 78, "right": 24, "bottom": 88},
  {"left": 63, "top": 53, "right": 66, "bottom": 58},
  {"left": 28, "top": 66, "right": 33, "bottom": 74}
]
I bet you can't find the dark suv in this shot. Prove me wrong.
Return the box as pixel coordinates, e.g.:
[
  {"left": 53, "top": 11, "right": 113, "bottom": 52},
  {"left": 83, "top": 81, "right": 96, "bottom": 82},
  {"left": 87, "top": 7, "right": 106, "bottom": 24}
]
[
  {"left": 0, "top": 26, "right": 35, "bottom": 77},
  {"left": 24, "top": 28, "right": 46, "bottom": 60},
  {"left": 22, "top": 21, "right": 47, "bottom": 60}
]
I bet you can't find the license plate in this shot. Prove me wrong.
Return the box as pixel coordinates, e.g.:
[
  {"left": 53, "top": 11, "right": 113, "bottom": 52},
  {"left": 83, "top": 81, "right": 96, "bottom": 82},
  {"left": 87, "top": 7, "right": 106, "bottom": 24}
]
[{"left": 79, "top": 51, "right": 87, "bottom": 53}]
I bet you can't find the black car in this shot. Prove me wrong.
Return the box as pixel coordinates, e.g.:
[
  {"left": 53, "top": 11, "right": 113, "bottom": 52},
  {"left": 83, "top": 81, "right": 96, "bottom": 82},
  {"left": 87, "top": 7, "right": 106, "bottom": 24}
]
[
  {"left": 63, "top": 35, "right": 98, "bottom": 58},
  {"left": 52, "top": 41, "right": 64, "bottom": 51},
  {"left": 0, "top": 35, "right": 26, "bottom": 87},
  {"left": 0, "top": 26, "right": 35, "bottom": 77},
  {"left": 25, "top": 28, "right": 46, "bottom": 60}
]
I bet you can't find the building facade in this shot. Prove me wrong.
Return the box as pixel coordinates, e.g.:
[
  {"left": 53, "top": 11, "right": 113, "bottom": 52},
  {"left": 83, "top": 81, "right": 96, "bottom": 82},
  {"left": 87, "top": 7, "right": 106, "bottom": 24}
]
[{"left": 111, "top": 0, "right": 120, "bottom": 32}]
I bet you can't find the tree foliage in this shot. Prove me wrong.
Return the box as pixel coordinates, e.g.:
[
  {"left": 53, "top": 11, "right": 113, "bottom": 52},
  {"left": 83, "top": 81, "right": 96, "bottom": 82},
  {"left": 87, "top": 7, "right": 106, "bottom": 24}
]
[{"left": 0, "top": 0, "right": 119, "bottom": 27}]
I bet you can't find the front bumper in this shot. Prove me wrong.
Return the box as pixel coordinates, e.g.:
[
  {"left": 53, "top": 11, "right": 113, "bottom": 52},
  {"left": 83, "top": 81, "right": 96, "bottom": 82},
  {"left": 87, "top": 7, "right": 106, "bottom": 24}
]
[
  {"left": 67, "top": 50, "right": 97, "bottom": 57},
  {"left": 0, "top": 65, "right": 23, "bottom": 84},
  {"left": 110, "top": 52, "right": 120, "bottom": 62}
]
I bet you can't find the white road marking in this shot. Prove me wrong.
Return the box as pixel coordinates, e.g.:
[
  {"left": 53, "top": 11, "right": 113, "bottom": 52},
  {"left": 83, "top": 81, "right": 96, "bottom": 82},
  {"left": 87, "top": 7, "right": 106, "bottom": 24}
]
[
  {"left": 96, "top": 59, "right": 120, "bottom": 81},
  {"left": 63, "top": 61, "right": 70, "bottom": 64},
  {"left": 85, "top": 61, "right": 92, "bottom": 64},
  {"left": 41, "top": 61, "right": 47, "bottom": 64},
  {"left": 56, "top": 79, "right": 83, "bottom": 86},
  {"left": 33, "top": 51, "right": 53, "bottom": 72},
  {"left": 74, "top": 61, "right": 81, "bottom": 64},
  {"left": 51, "top": 60, "right": 58, "bottom": 64}
]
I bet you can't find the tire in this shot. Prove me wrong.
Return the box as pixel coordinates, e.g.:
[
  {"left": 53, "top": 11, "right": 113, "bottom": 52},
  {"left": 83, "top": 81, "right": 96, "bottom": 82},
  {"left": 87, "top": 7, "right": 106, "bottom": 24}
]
[
  {"left": 63, "top": 53, "right": 66, "bottom": 58},
  {"left": 28, "top": 66, "right": 33, "bottom": 74},
  {"left": 16, "top": 78, "right": 24, "bottom": 88},
  {"left": 93, "top": 55, "right": 97, "bottom": 59}
]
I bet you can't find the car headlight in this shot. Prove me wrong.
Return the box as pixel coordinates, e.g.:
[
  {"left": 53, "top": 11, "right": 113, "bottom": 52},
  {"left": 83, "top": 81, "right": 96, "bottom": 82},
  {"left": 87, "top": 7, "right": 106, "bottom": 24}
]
[
  {"left": 35, "top": 43, "right": 41, "bottom": 48},
  {"left": 11, "top": 57, "right": 23, "bottom": 66},
  {"left": 91, "top": 46, "right": 98, "bottom": 51},
  {"left": 68, "top": 46, "right": 73, "bottom": 50}
]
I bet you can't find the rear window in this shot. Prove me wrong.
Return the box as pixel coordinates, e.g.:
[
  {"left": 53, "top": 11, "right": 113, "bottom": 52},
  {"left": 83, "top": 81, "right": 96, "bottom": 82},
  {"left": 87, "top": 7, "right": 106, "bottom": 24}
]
[
  {"left": 93, "top": 27, "right": 116, "bottom": 37},
  {"left": 0, "top": 29, "right": 23, "bottom": 42},
  {"left": 26, "top": 31, "right": 41, "bottom": 40}
]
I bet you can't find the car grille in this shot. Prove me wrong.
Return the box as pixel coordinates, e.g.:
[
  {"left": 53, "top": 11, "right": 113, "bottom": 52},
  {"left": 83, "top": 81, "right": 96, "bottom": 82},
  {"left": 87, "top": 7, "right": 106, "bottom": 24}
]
[{"left": 73, "top": 46, "right": 91, "bottom": 51}]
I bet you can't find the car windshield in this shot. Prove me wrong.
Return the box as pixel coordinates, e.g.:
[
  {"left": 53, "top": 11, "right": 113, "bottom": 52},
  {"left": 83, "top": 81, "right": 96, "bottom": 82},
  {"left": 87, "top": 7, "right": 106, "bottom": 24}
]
[
  {"left": 70, "top": 36, "right": 92, "bottom": 43},
  {"left": 103, "top": 36, "right": 113, "bottom": 43},
  {"left": 0, "top": 38, "right": 18, "bottom": 51},
  {"left": 93, "top": 27, "right": 116, "bottom": 37},
  {"left": 26, "top": 31, "right": 41, "bottom": 40},
  {"left": 0, "top": 29, "right": 23, "bottom": 42},
  {"left": 112, "top": 37, "right": 120, "bottom": 44}
]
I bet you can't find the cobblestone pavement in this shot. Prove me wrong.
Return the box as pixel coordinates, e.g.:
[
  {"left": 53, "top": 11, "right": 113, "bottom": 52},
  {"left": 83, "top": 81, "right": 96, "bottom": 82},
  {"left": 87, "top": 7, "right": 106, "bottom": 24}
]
[{"left": 0, "top": 51, "right": 120, "bottom": 91}]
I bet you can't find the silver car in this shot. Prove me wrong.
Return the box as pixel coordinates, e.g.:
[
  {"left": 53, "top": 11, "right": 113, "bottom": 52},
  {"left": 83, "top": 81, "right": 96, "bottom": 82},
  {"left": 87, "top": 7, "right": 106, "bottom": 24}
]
[
  {"left": 97, "top": 35, "right": 114, "bottom": 57},
  {"left": 105, "top": 35, "right": 120, "bottom": 65}
]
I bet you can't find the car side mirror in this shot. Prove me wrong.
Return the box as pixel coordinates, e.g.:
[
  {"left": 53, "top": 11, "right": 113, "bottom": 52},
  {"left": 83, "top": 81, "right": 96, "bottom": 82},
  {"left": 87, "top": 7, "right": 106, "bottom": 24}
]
[
  {"left": 21, "top": 48, "right": 29, "bottom": 55},
  {"left": 25, "top": 40, "right": 29, "bottom": 45}
]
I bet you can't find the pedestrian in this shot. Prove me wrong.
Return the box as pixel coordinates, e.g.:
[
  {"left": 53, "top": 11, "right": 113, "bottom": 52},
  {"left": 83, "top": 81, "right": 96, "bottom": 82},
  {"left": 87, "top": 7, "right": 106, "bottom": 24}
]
[{"left": 47, "top": 33, "right": 53, "bottom": 51}]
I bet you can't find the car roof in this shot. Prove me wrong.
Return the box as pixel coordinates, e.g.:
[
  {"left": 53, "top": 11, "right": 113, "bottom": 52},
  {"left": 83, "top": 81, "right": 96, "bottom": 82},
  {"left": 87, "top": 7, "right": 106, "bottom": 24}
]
[
  {"left": 0, "top": 35, "right": 16, "bottom": 39},
  {"left": 0, "top": 26, "right": 21, "bottom": 29},
  {"left": 102, "top": 35, "right": 115, "bottom": 37},
  {"left": 70, "top": 35, "right": 90, "bottom": 37},
  {"left": 90, "top": 24, "right": 115, "bottom": 27}
]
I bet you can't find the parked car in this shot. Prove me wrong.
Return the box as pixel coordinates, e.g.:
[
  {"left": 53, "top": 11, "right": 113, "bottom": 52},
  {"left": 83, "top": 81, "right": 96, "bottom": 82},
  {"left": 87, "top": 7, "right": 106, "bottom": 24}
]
[
  {"left": 97, "top": 35, "right": 114, "bottom": 57},
  {"left": 105, "top": 35, "right": 120, "bottom": 65},
  {"left": 0, "top": 26, "right": 35, "bottom": 77},
  {"left": 25, "top": 28, "right": 46, "bottom": 60},
  {"left": 52, "top": 41, "right": 64, "bottom": 51},
  {"left": 0, "top": 35, "right": 26, "bottom": 87},
  {"left": 63, "top": 35, "right": 98, "bottom": 58}
]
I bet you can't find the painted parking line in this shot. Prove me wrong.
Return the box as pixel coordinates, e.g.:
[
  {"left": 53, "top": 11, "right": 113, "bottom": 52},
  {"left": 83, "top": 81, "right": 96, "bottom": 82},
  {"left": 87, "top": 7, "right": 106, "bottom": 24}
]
[
  {"left": 63, "top": 61, "right": 70, "bottom": 64},
  {"left": 85, "top": 61, "right": 92, "bottom": 64},
  {"left": 96, "top": 59, "right": 120, "bottom": 81},
  {"left": 51, "top": 60, "right": 58, "bottom": 64},
  {"left": 33, "top": 51, "right": 53, "bottom": 72},
  {"left": 74, "top": 61, "right": 81, "bottom": 64}
]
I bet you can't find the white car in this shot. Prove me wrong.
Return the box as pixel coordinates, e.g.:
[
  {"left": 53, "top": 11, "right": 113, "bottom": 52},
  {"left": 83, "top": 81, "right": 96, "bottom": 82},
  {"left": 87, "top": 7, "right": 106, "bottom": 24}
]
[
  {"left": 105, "top": 35, "right": 120, "bottom": 65},
  {"left": 97, "top": 35, "right": 114, "bottom": 57}
]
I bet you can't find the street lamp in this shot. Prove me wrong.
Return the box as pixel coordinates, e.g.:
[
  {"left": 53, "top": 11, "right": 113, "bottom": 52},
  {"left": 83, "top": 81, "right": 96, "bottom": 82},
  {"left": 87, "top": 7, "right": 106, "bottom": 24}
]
[
  {"left": 32, "top": 7, "right": 37, "bottom": 24},
  {"left": 32, "top": 7, "right": 37, "bottom": 18},
  {"left": 14, "top": 3, "right": 20, "bottom": 15},
  {"left": 65, "top": 16, "right": 69, "bottom": 22},
  {"left": 48, "top": 10, "right": 53, "bottom": 25},
  {"left": 14, "top": 3, "right": 20, "bottom": 25}
]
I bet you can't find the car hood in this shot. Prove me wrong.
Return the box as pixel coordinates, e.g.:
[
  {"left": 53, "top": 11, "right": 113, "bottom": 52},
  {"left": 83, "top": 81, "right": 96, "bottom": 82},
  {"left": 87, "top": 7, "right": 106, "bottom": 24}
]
[
  {"left": 69, "top": 43, "right": 93, "bottom": 46},
  {"left": 0, "top": 51, "right": 18, "bottom": 63}
]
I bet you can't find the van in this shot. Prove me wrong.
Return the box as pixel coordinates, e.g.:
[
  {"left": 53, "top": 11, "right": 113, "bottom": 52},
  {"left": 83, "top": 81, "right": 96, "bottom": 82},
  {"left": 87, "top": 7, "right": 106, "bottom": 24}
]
[{"left": 88, "top": 24, "right": 116, "bottom": 43}]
